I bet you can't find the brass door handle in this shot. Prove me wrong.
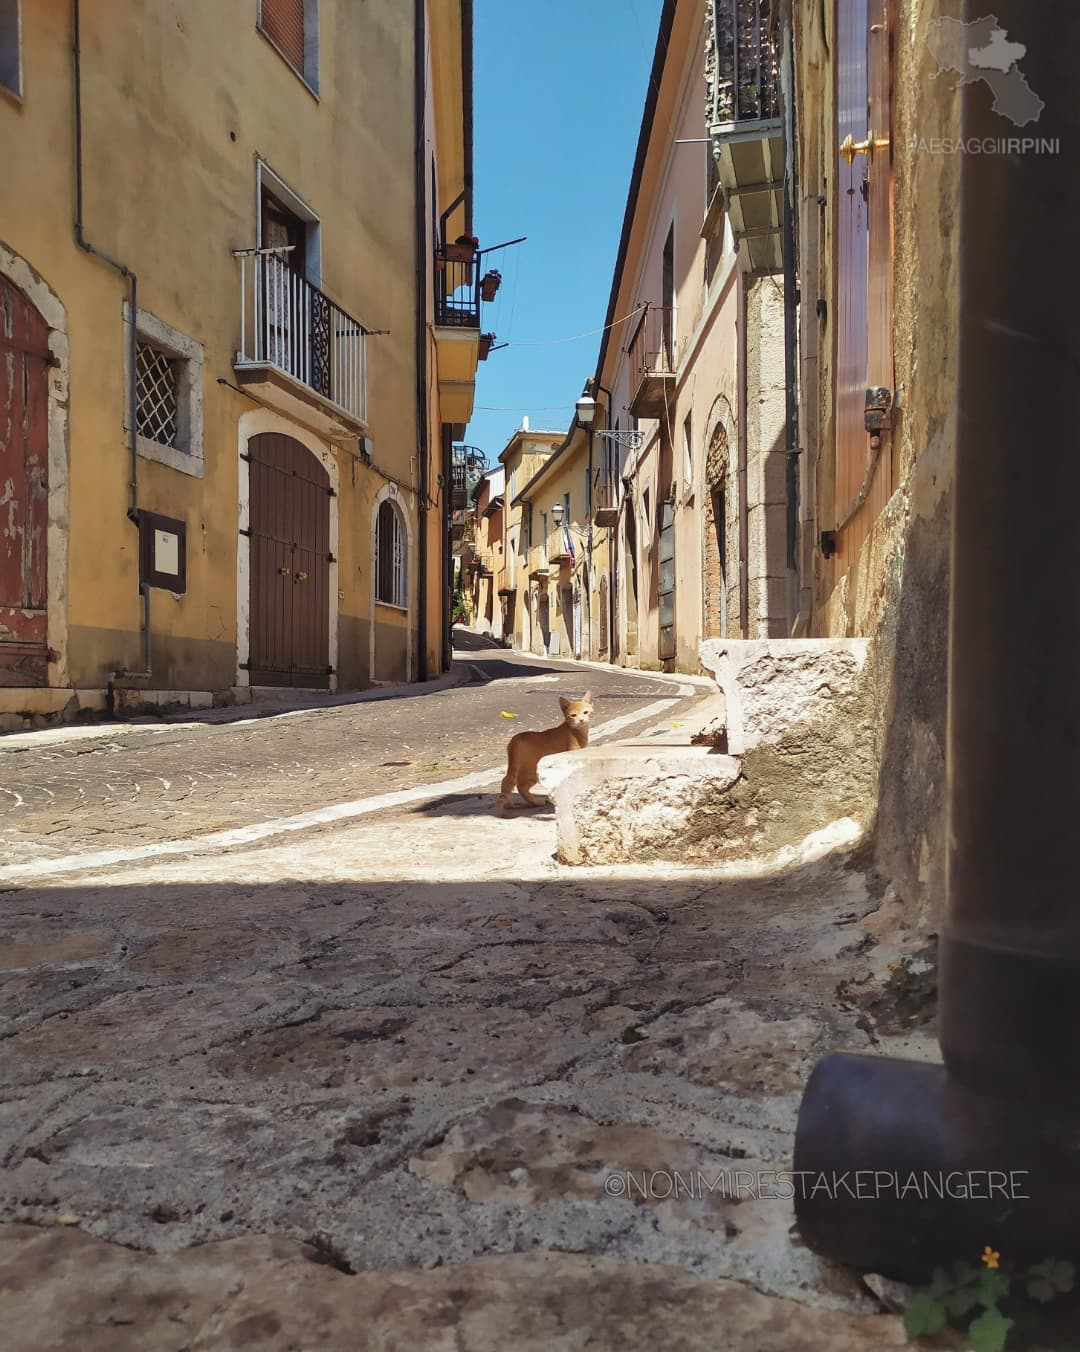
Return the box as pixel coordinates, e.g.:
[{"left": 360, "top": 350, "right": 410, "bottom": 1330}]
[
  {"left": 295, "top": 570, "right": 309, "bottom": 582},
  {"left": 840, "top": 132, "right": 890, "bottom": 165},
  {"left": 279, "top": 566, "right": 291, "bottom": 576}
]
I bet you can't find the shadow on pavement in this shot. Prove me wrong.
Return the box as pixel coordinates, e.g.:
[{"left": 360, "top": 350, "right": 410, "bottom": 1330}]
[{"left": 411, "top": 792, "right": 554, "bottom": 818}]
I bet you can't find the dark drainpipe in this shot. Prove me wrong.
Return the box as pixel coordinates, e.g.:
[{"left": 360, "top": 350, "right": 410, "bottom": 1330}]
[
  {"left": 792, "top": 0, "right": 1080, "bottom": 1278},
  {"left": 414, "top": 0, "right": 428, "bottom": 680},
  {"left": 73, "top": 0, "right": 150, "bottom": 687}
]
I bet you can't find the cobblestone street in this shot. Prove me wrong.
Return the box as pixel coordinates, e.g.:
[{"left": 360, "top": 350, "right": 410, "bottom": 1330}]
[
  {"left": 0, "top": 638, "right": 690, "bottom": 875},
  {"left": 0, "top": 639, "right": 918, "bottom": 1348}
]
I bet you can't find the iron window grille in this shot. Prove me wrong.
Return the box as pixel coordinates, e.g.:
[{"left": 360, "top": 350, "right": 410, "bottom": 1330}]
[
  {"left": 136, "top": 342, "right": 180, "bottom": 448},
  {"left": 376, "top": 499, "right": 407, "bottom": 607}
]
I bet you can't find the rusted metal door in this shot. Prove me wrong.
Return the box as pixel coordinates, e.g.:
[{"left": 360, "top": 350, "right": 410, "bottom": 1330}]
[
  {"left": 0, "top": 276, "right": 49, "bottom": 687},
  {"left": 247, "top": 432, "right": 331, "bottom": 688}
]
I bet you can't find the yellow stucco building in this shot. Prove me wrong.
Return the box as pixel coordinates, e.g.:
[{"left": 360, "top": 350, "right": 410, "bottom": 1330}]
[
  {"left": 1, "top": 0, "right": 476, "bottom": 721},
  {"left": 494, "top": 426, "right": 561, "bottom": 652},
  {"left": 514, "top": 424, "right": 607, "bottom": 662}
]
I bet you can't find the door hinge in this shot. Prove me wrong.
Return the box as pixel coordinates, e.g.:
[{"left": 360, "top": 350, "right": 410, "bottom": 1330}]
[
  {"left": 327, "top": 552, "right": 337, "bottom": 563},
  {"left": 325, "top": 665, "right": 336, "bottom": 675},
  {"left": 865, "top": 387, "right": 893, "bottom": 434},
  {"left": 240, "top": 452, "right": 252, "bottom": 462},
  {"left": 327, "top": 487, "right": 337, "bottom": 497},
  {"left": 239, "top": 661, "right": 251, "bottom": 671},
  {"left": 239, "top": 528, "right": 251, "bottom": 537},
  {"left": 820, "top": 530, "right": 838, "bottom": 558}
]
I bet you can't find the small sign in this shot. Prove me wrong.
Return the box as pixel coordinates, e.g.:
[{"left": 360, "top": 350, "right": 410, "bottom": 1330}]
[
  {"left": 154, "top": 529, "right": 180, "bottom": 577},
  {"left": 139, "top": 511, "right": 187, "bottom": 593}
]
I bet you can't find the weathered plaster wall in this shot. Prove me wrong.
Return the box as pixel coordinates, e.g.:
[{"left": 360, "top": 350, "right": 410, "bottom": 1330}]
[
  {"left": 796, "top": 0, "right": 960, "bottom": 927},
  {"left": 2, "top": 0, "right": 429, "bottom": 696}
]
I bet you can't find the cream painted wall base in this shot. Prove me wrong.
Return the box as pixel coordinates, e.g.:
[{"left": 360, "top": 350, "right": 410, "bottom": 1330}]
[{"left": 0, "top": 685, "right": 255, "bottom": 732}]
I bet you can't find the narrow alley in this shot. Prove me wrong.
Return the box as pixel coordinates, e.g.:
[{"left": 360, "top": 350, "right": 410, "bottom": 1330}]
[{"left": 0, "top": 638, "right": 916, "bottom": 1348}]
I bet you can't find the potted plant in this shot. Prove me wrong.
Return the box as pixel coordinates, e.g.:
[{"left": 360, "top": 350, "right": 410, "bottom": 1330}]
[
  {"left": 478, "top": 332, "right": 496, "bottom": 360},
  {"left": 480, "top": 268, "right": 502, "bottom": 302},
  {"left": 444, "top": 233, "right": 479, "bottom": 264}
]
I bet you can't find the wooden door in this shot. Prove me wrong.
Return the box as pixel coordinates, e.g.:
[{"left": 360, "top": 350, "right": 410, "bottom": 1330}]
[
  {"left": 247, "top": 433, "right": 331, "bottom": 687},
  {"left": 658, "top": 499, "right": 676, "bottom": 659},
  {"left": 0, "top": 276, "right": 49, "bottom": 687},
  {"left": 835, "top": 0, "right": 894, "bottom": 566}
]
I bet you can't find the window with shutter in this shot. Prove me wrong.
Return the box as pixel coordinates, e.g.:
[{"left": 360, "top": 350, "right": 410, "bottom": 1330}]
[
  {"left": 833, "top": 0, "right": 893, "bottom": 567},
  {"left": 0, "top": 0, "right": 20, "bottom": 97},
  {"left": 376, "top": 499, "right": 407, "bottom": 607},
  {"left": 259, "top": 0, "right": 317, "bottom": 90}
]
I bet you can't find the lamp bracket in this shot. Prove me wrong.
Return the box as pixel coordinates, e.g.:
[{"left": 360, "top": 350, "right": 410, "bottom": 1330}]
[{"left": 594, "top": 429, "right": 646, "bottom": 451}]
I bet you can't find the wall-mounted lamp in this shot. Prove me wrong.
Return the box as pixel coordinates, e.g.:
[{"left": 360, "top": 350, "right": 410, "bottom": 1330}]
[
  {"left": 575, "top": 394, "right": 597, "bottom": 427},
  {"left": 551, "top": 502, "right": 564, "bottom": 526}
]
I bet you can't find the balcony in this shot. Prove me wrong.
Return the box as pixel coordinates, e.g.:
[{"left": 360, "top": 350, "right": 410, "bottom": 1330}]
[
  {"left": 593, "top": 477, "right": 619, "bottom": 527},
  {"left": 706, "top": 0, "right": 784, "bottom": 275},
  {"left": 434, "top": 247, "right": 482, "bottom": 424},
  {"left": 628, "top": 307, "right": 676, "bottom": 419},
  {"left": 451, "top": 445, "right": 487, "bottom": 511},
  {"left": 547, "top": 526, "right": 574, "bottom": 568},
  {"left": 475, "top": 548, "right": 495, "bottom": 578},
  {"left": 234, "top": 250, "right": 368, "bottom": 436}
]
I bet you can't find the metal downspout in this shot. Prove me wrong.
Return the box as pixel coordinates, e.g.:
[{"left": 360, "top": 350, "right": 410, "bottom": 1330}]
[
  {"left": 73, "top": 0, "right": 150, "bottom": 684},
  {"left": 792, "top": 0, "right": 1080, "bottom": 1278},
  {"left": 414, "top": 0, "right": 429, "bottom": 680}
]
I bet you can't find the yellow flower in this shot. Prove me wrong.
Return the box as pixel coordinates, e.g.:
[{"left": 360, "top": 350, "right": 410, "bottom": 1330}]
[
  {"left": 982, "top": 1246, "right": 1000, "bottom": 1270},
  {"left": 500, "top": 711, "right": 519, "bottom": 719}
]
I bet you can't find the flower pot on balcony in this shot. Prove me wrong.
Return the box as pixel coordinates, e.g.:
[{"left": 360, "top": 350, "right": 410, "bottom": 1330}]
[
  {"left": 478, "top": 334, "right": 496, "bottom": 361},
  {"left": 445, "top": 235, "right": 479, "bottom": 264},
  {"left": 480, "top": 270, "right": 502, "bottom": 302}
]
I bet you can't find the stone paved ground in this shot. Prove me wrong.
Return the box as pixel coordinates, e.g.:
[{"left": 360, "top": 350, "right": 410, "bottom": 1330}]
[
  {"left": 0, "top": 636, "right": 687, "bottom": 872},
  {"left": 0, "top": 638, "right": 923, "bottom": 1348}
]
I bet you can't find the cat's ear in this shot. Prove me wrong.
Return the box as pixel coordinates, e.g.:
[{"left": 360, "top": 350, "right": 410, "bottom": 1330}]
[
  {"left": 582, "top": 690, "right": 593, "bottom": 702},
  {"left": 559, "top": 695, "right": 570, "bottom": 713}
]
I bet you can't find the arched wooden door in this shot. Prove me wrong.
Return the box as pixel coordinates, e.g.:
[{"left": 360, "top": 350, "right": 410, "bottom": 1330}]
[
  {"left": 247, "top": 433, "right": 331, "bottom": 688},
  {"left": 0, "top": 276, "right": 50, "bottom": 686}
]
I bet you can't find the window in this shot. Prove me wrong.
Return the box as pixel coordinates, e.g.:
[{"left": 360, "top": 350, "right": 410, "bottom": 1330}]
[
  {"left": 0, "top": 0, "right": 20, "bottom": 97},
  {"left": 136, "top": 343, "right": 179, "bottom": 447},
  {"left": 662, "top": 223, "right": 675, "bottom": 367},
  {"left": 258, "top": 0, "right": 319, "bottom": 93},
  {"left": 124, "top": 305, "right": 204, "bottom": 478},
  {"left": 376, "top": 499, "right": 406, "bottom": 607},
  {"left": 682, "top": 411, "right": 694, "bottom": 500}
]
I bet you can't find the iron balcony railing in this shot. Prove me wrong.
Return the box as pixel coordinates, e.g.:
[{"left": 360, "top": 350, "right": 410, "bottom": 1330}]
[
  {"left": 435, "top": 247, "right": 481, "bottom": 329},
  {"left": 628, "top": 306, "right": 675, "bottom": 385},
  {"left": 236, "top": 249, "right": 367, "bottom": 423},
  {"left": 547, "top": 526, "right": 574, "bottom": 566},
  {"left": 593, "top": 477, "right": 618, "bottom": 515},
  {"left": 708, "top": 0, "right": 781, "bottom": 128}
]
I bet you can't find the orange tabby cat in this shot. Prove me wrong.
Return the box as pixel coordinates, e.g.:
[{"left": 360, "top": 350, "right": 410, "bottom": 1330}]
[{"left": 496, "top": 691, "right": 594, "bottom": 810}]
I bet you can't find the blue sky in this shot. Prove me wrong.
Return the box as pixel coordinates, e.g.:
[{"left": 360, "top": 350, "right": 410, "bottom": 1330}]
[{"left": 465, "top": 0, "right": 664, "bottom": 463}]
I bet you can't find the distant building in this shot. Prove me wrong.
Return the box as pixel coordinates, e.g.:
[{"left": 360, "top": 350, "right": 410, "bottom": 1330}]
[
  {"left": 495, "top": 427, "right": 563, "bottom": 653},
  {"left": 465, "top": 466, "right": 505, "bottom": 640},
  {"left": 590, "top": 0, "right": 790, "bottom": 673}
]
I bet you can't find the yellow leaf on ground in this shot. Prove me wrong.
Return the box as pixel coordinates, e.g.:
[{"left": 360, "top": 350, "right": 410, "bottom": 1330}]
[
  {"left": 671, "top": 721, "right": 683, "bottom": 728},
  {"left": 499, "top": 711, "right": 519, "bottom": 719}
]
